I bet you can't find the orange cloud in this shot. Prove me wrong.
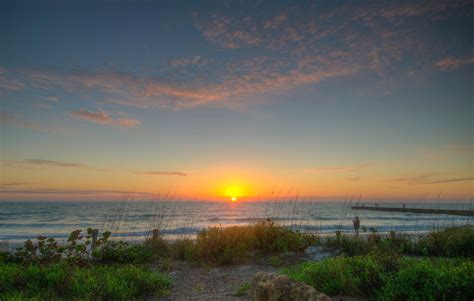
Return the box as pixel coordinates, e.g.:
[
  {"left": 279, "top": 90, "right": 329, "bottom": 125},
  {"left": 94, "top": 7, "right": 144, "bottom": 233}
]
[
  {"left": 71, "top": 109, "right": 141, "bottom": 127},
  {"left": 435, "top": 56, "right": 474, "bottom": 70}
]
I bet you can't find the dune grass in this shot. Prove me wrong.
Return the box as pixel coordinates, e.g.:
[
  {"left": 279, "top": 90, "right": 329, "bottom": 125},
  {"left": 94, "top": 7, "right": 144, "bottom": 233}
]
[
  {"left": 320, "top": 226, "right": 474, "bottom": 258},
  {"left": 170, "top": 220, "right": 314, "bottom": 264},
  {"left": 282, "top": 253, "right": 474, "bottom": 300}
]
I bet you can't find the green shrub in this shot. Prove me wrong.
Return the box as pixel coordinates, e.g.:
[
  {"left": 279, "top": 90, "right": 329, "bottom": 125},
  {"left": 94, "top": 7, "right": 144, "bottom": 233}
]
[
  {"left": 415, "top": 226, "right": 474, "bottom": 258},
  {"left": 0, "top": 262, "right": 170, "bottom": 300},
  {"left": 268, "top": 256, "right": 282, "bottom": 267},
  {"left": 283, "top": 254, "right": 387, "bottom": 296},
  {"left": 322, "top": 227, "right": 474, "bottom": 258},
  {"left": 324, "top": 234, "right": 373, "bottom": 256},
  {"left": 235, "top": 281, "right": 250, "bottom": 296},
  {"left": 282, "top": 254, "right": 474, "bottom": 300},
  {"left": 378, "top": 258, "right": 474, "bottom": 301},
  {"left": 11, "top": 229, "right": 111, "bottom": 266},
  {"left": 93, "top": 241, "right": 156, "bottom": 264}
]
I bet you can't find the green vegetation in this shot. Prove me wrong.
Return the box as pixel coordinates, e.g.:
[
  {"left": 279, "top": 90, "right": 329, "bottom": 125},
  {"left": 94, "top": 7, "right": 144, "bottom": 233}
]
[
  {"left": 0, "top": 230, "right": 171, "bottom": 300},
  {"left": 93, "top": 241, "right": 157, "bottom": 264},
  {"left": 321, "top": 226, "right": 474, "bottom": 258},
  {"left": 0, "top": 262, "right": 170, "bottom": 300},
  {"left": 235, "top": 281, "right": 251, "bottom": 296},
  {"left": 268, "top": 255, "right": 282, "bottom": 267},
  {"left": 282, "top": 253, "right": 474, "bottom": 301},
  {"left": 1, "top": 224, "right": 472, "bottom": 300},
  {"left": 170, "top": 220, "right": 313, "bottom": 264},
  {"left": 416, "top": 226, "right": 474, "bottom": 257},
  {"left": 8, "top": 229, "right": 110, "bottom": 266}
]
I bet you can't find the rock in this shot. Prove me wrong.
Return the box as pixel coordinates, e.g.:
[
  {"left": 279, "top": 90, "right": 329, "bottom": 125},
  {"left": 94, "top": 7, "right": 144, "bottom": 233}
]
[{"left": 250, "top": 272, "right": 331, "bottom": 301}]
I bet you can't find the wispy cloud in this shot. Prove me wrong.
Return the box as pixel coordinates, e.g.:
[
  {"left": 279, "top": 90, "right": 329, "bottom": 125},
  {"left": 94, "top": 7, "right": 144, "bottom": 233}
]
[
  {"left": 0, "top": 182, "right": 32, "bottom": 187},
  {"left": 0, "top": 188, "right": 152, "bottom": 196},
  {"left": 417, "top": 143, "right": 474, "bottom": 159},
  {"left": 420, "top": 177, "right": 474, "bottom": 185},
  {"left": 71, "top": 109, "right": 141, "bottom": 127},
  {"left": 435, "top": 56, "right": 474, "bottom": 70},
  {"left": 0, "top": 1, "right": 471, "bottom": 110},
  {"left": 304, "top": 163, "right": 375, "bottom": 174},
  {"left": 135, "top": 171, "right": 188, "bottom": 176},
  {"left": 0, "top": 67, "right": 24, "bottom": 94},
  {"left": 39, "top": 95, "right": 60, "bottom": 102},
  {"left": 169, "top": 55, "right": 208, "bottom": 68},
  {"left": 1, "top": 159, "right": 85, "bottom": 168},
  {"left": 0, "top": 112, "right": 47, "bottom": 131},
  {"left": 383, "top": 172, "right": 474, "bottom": 185}
]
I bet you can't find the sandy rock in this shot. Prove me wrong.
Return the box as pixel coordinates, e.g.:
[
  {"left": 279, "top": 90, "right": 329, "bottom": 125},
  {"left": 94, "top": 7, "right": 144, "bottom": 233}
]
[{"left": 250, "top": 272, "right": 331, "bottom": 301}]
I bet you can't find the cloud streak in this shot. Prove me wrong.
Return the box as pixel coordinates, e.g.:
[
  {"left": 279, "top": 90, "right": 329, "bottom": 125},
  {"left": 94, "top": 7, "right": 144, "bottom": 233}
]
[
  {"left": 135, "top": 171, "right": 188, "bottom": 176},
  {"left": 1, "top": 159, "right": 85, "bottom": 168},
  {"left": 383, "top": 172, "right": 474, "bottom": 185},
  {"left": 0, "top": 188, "right": 152, "bottom": 196},
  {"left": 71, "top": 109, "right": 141, "bottom": 127},
  {"left": 0, "top": 112, "right": 47, "bottom": 131},
  {"left": 304, "top": 163, "right": 375, "bottom": 174},
  {"left": 435, "top": 56, "right": 474, "bottom": 70},
  {"left": 169, "top": 55, "right": 208, "bottom": 68}
]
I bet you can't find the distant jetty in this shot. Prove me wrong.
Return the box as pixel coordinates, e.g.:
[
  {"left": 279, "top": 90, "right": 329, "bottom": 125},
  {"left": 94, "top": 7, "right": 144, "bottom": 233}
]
[{"left": 351, "top": 206, "right": 474, "bottom": 217}]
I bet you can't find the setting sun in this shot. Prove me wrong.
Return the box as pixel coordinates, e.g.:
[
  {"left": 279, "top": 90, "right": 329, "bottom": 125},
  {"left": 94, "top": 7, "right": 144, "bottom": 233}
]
[
  {"left": 231, "top": 197, "right": 237, "bottom": 202},
  {"left": 224, "top": 185, "right": 243, "bottom": 198}
]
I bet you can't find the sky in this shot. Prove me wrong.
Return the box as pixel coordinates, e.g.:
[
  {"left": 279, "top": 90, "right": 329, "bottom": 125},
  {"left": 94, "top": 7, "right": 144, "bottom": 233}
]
[{"left": 0, "top": 0, "right": 473, "bottom": 201}]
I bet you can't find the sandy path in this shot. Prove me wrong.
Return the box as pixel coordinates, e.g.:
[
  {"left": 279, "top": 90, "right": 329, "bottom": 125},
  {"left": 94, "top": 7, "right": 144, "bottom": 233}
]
[
  {"left": 159, "top": 261, "right": 278, "bottom": 300},
  {"left": 157, "top": 247, "right": 338, "bottom": 300}
]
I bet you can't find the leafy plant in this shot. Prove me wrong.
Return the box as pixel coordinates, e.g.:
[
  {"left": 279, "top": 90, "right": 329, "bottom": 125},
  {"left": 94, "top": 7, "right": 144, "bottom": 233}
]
[
  {"left": 93, "top": 241, "right": 156, "bottom": 264},
  {"left": 11, "top": 229, "right": 111, "bottom": 266},
  {"left": 268, "top": 256, "right": 282, "bottom": 267},
  {"left": 235, "top": 281, "right": 250, "bottom": 296},
  {"left": 282, "top": 254, "right": 474, "bottom": 300}
]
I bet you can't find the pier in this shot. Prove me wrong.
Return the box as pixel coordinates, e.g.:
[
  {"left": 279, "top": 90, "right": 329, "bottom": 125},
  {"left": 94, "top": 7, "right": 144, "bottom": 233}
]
[{"left": 351, "top": 206, "right": 474, "bottom": 217}]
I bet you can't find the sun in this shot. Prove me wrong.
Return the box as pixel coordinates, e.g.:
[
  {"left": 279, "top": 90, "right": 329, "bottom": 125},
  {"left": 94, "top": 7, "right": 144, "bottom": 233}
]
[{"left": 231, "top": 196, "right": 237, "bottom": 202}]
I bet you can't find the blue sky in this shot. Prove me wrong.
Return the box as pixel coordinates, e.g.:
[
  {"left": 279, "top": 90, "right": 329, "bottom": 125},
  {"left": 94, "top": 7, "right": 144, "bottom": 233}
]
[{"left": 0, "top": 0, "right": 473, "bottom": 200}]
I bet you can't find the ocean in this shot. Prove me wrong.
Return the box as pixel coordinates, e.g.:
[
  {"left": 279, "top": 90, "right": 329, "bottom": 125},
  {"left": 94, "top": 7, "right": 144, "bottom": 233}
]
[{"left": 0, "top": 200, "right": 472, "bottom": 243}]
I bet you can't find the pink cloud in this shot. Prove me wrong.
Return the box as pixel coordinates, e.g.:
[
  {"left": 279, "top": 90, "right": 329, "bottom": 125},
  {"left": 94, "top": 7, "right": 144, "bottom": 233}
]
[
  {"left": 71, "top": 109, "right": 141, "bottom": 127},
  {"left": 1, "top": 1, "right": 471, "bottom": 110},
  {"left": 435, "top": 56, "right": 474, "bottom": 70}
]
